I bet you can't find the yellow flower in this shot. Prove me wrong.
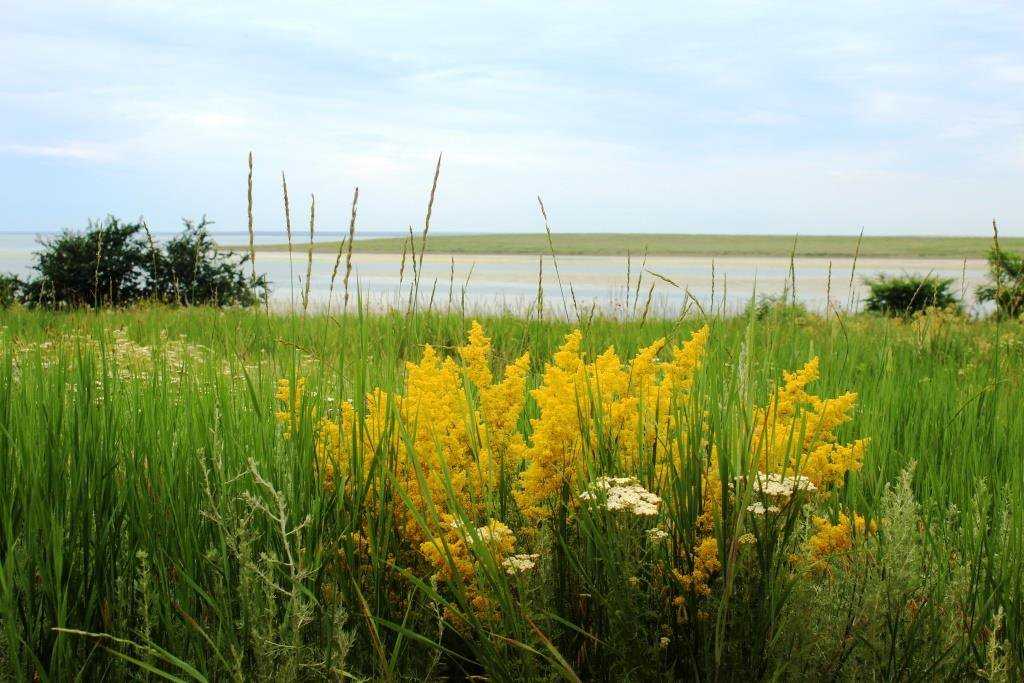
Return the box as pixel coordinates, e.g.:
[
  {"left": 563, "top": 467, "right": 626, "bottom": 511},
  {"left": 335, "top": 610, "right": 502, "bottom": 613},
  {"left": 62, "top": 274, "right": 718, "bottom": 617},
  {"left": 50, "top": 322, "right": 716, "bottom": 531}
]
[
  {"left": 516, "top": 326, "right": 710, "bottom": 520},
  {"left": 751, "top": 358, "right": 868, "bottom": 488},
  {"left": 515, "top": 330, "right": 586, "bottom": 520},
  {"left": 315, "top": 388, "right": 393, "bottom": 490},
  {"left": 804, "top": 512, "right": 876, "bottom": 572},
  {"left": 274, "top": 377, "right": 306, "bottom": 439},
  {"left": 420, "top": 517, "right": 518, "bottom": 618},
  {"left": 673, "top": 537, "right": 720, "bottom": 597},
  {"left": 457, "top": 320, "right": 493, "bottom": 388}
]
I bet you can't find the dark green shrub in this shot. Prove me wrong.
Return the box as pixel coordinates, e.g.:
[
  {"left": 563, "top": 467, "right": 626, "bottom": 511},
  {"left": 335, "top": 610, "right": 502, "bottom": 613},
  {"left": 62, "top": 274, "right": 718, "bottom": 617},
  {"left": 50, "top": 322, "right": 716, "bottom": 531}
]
[
  {"left": 976, "top": 246, "right": 1024, "bottom": 319},
  {"left": 17, "top": 215, "right": 266, "bottom": 309},
  {"left": 19, "top": 217, "right": 150, "bottom": 307},
  {"left": 863, "top": 274, "right": 959, "bottom": 316},
  {"left": 148, "top": 217, "right": 267, "bottom": 307},
  {"left": 0, "top": 273, "right": 23, "bottom": 308}
]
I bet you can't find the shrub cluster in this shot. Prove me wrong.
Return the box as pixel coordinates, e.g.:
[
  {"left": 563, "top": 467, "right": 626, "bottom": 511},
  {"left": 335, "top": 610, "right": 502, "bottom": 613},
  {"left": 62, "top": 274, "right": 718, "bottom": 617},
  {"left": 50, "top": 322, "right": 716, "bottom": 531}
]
[
  {"left": 977, "top": 246, "right": 1024, "bottom": 319},
  {"left": 863, "top": 273, "right": 959, "bottom": 316},
  {"left": 0, "top": 273, "right": 22, "bottom": 309},
  {"left": 4, "top": 216, "right": 266, "bottom": 309}
]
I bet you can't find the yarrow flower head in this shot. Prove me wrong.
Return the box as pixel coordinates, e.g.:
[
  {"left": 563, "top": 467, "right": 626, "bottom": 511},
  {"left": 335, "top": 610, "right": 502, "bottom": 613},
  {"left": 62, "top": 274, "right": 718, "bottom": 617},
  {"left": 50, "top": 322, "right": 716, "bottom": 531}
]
[
  {"left": 502, "top": 553, "right": 540, "bottom": 575},
  {"left": 746, "top": 471, "right": 817, "bottom": 499},
  {"left": 580, "top": 476, "right": 662, "bottom": 516},
  {"left": 746, "top": 501, "right": 781, "bottom": 516},
  {"left": 646, "top": 527, "right": 670, "bottom": 543}
]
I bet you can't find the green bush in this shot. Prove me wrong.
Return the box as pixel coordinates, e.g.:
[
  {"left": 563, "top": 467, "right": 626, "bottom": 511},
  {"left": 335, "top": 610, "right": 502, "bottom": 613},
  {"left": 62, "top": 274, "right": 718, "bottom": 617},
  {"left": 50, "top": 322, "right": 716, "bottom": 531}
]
[
  {"left": 0, "top": 273, "right": 22, "bottom": 308},
  {"left": 863, "top": 274, "right": 959, "bottom": 316},
  {"left": 977, "top": 246, "right": 1024, "bottom": 319},
  {"left": 15, "top": 215, "right": 266, "bottom": 308},
  {"left": 18, "top": 217, "right": 151, "bottom": 307},
  {"left": 148, "top": 217, "right": 268, "bottom": 307}
]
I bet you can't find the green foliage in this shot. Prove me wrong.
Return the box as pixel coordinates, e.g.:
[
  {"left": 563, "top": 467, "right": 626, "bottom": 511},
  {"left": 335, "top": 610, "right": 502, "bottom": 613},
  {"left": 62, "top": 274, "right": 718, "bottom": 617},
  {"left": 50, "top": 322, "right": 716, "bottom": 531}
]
[
  {"left": 977, "top": 246, "right": 1024, "bottom": 319},
  {"left": 745, "top": 293, "right": 810, "bottom": 321},
  {"left": 148, "top": 217, "right": 268, "bottom": 307},
  {"left": 0, "top": 274, "right": 22, "bottom": 308},
  {"left": 863, "top": 273, "right": 959, "bottom": 316},
  {"left": 15, "top": 216, "right": 266, "bottom": 309},
  {"left": 19, "top": 217, "right": 151, "bottom": 307},
  {"left": 781, "top": 468, "right": 981, "bottom": 679},
  {"left": 0, "top": 307, "right": 1021, "bottom": 680}
]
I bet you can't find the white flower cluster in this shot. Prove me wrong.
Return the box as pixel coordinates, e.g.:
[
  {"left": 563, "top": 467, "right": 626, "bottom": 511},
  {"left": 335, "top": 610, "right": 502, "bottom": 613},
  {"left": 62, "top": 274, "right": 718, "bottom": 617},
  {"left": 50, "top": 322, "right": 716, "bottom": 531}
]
[
  {"left": 746, "top": 501, "right": 781, "bottom": 516},
  {"left": 750, "top": 471, "right": 817, "bottom": 497},
  {"left": 646, "top": 527, "right": 670, "bottom": 543},
  {"left": 502, "top": 553, "right": 540, "bottom": 575},
  {"left": 580, "top": 476, "right": 662, "bottom": 516},
  {"left": 740, "top": 471, "right": 817, "bottom": 515}
]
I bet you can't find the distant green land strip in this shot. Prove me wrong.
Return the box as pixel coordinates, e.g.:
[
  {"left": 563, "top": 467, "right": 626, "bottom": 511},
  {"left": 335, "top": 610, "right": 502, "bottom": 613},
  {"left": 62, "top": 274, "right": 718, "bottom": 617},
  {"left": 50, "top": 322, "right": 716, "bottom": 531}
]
[{"left": 234, "top": 233, "right": 1019, "bottom": 259}]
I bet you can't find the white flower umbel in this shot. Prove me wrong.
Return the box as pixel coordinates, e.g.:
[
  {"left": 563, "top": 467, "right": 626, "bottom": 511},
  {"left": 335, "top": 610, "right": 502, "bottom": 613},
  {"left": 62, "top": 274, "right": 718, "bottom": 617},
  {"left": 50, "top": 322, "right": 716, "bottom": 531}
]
[
  {"left": 646, "top": 527, "right": 669, "bottom": 543},
  {"left": 502, "top": 554, "right": 540, "bottom": 575},
  {"left": 580, "top": 476, "right": 662, "bottom": 516},
  {"left": 746, "top": 501, "right": 781, "bottom": 516},
  {"left": 737, "top": 471, "right": 817, "bottom": 502}
]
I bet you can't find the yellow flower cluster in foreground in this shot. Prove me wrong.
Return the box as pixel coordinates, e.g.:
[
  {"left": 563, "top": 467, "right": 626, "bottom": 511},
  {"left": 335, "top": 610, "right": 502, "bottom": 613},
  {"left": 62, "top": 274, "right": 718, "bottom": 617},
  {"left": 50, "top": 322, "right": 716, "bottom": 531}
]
[
  {"left": 752, "top": 357, "right": 868, "bottom": 488},
  {"left": 517, "top": 326, "right": 709, "bottom": 520},
  {"left": 274, "top": 322, "right": 871, "bottom": 620}
]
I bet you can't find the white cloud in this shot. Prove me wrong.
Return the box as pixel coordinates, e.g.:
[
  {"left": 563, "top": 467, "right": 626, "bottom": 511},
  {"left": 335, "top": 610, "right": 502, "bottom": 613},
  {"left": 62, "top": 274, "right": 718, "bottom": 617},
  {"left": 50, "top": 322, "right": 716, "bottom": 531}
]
[{"left": 2, "top": 143, "right": 120, "bottom": 162}]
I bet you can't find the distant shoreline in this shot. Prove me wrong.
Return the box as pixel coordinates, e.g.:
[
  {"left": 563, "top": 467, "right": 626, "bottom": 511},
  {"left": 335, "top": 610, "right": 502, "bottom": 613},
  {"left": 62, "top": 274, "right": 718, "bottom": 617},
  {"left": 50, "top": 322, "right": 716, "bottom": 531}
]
[{"left": 226, "top": 232, "right": 1017, "bottom": 260}]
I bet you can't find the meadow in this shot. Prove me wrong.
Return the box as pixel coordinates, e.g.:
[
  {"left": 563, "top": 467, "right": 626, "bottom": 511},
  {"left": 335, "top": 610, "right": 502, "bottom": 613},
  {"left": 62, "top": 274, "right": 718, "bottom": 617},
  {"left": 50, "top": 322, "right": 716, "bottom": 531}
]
[
  {"left": 1, "top": 298, "right": 1021, "bottom": 681},
  {"left": 243, "top": 232, "right": 1024, "bottom": 259}
]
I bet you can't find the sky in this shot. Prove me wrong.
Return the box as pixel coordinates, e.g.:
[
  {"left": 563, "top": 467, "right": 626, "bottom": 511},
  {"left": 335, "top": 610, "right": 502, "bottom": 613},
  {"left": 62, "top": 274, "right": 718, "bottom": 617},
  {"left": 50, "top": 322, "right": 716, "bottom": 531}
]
[{"left": 1, "top": 1, "right": 1023, "bottom": 236}]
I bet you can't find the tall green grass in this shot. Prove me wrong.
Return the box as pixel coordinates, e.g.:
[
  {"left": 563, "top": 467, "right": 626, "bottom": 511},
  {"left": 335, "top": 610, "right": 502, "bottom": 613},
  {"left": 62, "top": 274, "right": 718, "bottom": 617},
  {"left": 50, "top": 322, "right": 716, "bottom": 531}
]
[{"left": 0, "top": 303, "right": 1021, "bottom": 680}]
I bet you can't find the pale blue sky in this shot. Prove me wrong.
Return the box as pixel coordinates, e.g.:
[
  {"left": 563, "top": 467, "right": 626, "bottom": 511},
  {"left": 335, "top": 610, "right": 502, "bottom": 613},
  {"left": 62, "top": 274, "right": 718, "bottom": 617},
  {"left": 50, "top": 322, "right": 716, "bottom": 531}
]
[{"left": 1, "top": 1, "right": 1022, "bottom": 235}]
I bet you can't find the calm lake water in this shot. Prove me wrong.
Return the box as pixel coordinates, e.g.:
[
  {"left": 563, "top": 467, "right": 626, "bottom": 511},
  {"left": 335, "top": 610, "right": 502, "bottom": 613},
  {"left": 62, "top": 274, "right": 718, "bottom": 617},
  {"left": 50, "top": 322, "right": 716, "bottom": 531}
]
[{"left": 0, "top": 232, "right": 989, "bottom": 316}]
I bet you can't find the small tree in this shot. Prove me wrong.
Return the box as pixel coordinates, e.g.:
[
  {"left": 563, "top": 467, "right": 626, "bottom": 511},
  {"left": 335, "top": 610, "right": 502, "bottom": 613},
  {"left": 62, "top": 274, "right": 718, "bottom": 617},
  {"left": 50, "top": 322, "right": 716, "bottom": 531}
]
[
  {"left": 19, "top": 217, "right": 150, "bottom": 307},
  {"left": 16, "top": 215, "right": 267, "bottom": 309},
  {"left": 863, "top": 274, "right": 959, "bottom": 317},
  {"left": 976, "top": 247, "right": 1024, "bottom": 319},
  {"left": 148, "top": 217, "right": 267, "bottom": 306},
  {"left": 0, "top": 273, "right": 22, "bottom": 308}
]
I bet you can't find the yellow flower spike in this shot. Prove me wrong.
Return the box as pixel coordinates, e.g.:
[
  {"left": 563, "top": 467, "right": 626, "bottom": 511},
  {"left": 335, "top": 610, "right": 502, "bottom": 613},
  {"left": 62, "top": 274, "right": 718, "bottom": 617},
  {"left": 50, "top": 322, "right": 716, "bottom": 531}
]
[
  {"left": 751, "top": 357, "right": 866, "bottom": 488},
  {"left": 662, "top": 325, "right": 710, "bottom": 394},
  {"left": 629, "top": 337, "right": 666, "bottom": 392},
  {"left": 516, "top": 330, "right": 589, "bottom": 520},
  {"left": 274, "top": 377, "right": 306, "bottom": 439},
  {"left": 516, "top": 325, "right": 713, "bottom": 519},
  {"left": 458, "top": 320, "right": 493, "bottom": 388}
]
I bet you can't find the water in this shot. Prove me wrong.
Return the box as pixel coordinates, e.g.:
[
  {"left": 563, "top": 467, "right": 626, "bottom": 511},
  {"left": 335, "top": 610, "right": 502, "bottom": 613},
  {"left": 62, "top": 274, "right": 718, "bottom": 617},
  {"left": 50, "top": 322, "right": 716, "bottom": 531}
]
[{"left": 0, "top": 232, "right": 989, "bottom": 315}]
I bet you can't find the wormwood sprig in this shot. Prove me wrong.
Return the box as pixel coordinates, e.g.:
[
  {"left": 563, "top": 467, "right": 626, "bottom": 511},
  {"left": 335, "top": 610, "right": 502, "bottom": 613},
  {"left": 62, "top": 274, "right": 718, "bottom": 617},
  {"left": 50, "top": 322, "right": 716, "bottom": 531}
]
[{"left": 195, "top": 454, "right": 354, "bottom": 680}]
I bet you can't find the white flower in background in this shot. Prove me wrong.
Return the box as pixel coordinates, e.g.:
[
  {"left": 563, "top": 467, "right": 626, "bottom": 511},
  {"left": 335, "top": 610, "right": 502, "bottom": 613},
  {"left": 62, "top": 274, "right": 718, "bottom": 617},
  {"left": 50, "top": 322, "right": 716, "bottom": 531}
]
[
  {"left": 646, "top": 527, "right": 669, "bottom": 543},
  {"left": 502, "top": 553, "right": 540, "bottom": 575}
]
